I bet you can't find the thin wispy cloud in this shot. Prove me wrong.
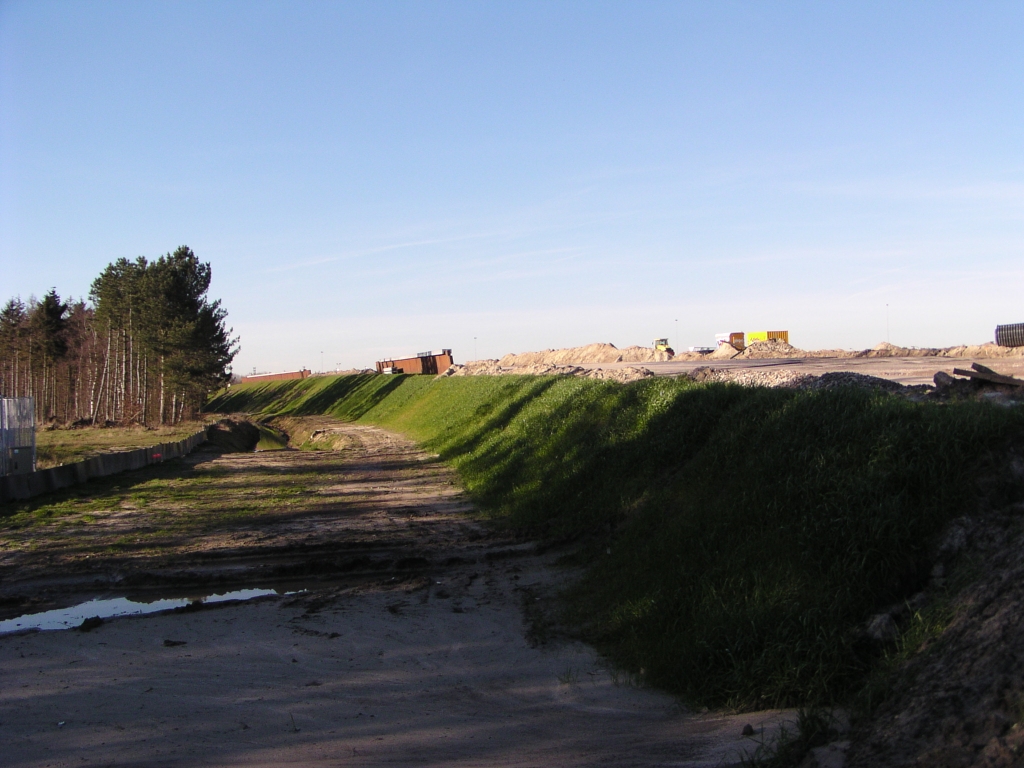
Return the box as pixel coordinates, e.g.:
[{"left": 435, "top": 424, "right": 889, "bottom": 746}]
[
  {"left": 785, "top": 178, "right": 1024, "bottom": 204},
  {"left": 264, "top": 231, "right": 508, "bottom": 274}
]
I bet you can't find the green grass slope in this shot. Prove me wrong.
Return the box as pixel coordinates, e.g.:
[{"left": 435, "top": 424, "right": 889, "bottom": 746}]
[{"left": 208, "top": 374, "right": 1024, "bottom": 708}]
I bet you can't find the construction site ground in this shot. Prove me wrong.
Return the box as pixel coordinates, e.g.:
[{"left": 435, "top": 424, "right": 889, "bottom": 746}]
[
  {"left": 446, "top": 341, "right": 1024, "bottom": 388},
  {"left": 579, "top": 355, "right": 1024, "bottom": 386}
]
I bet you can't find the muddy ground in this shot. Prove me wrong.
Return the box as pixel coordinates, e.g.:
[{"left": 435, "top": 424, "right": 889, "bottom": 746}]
[{"left": 0, "top": 421, "right": 793, "bottom": 767}]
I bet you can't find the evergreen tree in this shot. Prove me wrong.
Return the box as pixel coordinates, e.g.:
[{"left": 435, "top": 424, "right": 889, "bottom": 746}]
[
  {"left": 3, "top": 246, "right": 237, "bottom": 424},
  {"left": 0, "top": 297, "right": 27, "bottom": 397}
]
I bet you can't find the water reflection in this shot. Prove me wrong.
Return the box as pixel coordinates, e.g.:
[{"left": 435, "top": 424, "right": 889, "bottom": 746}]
[{"left": 0, "top": 588, "right": 291, "bottom": 634}]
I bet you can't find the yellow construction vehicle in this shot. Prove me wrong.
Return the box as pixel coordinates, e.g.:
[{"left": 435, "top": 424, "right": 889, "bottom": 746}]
[{"left": 654, "top": 338, "right": 675, "bottom": 357}]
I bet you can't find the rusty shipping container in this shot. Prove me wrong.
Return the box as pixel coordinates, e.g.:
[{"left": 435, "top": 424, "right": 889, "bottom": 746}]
[
  {"left": 240, "top": 369, "right": 311, "bottom": 384},
  {"left": 376, "top": 349, "right": 454, "bottom": 375}
]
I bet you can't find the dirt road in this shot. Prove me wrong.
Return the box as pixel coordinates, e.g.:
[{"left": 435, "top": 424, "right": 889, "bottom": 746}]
[{"left": 0, "top": 422, "right": 792, "bottom": 767}]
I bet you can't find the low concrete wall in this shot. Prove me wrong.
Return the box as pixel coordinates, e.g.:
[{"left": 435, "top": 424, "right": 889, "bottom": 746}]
[{"left": 0, "top": 429, "right": 208, "bottom": 504}]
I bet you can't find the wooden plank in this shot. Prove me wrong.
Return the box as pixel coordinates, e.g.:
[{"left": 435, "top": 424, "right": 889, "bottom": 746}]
[{"left": 952, "top": 367, "right": 1024, "bottom": 387}]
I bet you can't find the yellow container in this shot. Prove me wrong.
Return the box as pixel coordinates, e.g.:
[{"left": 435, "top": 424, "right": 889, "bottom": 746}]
[{"left": 747, "top": 330, "right": 789, "bottom": 344}]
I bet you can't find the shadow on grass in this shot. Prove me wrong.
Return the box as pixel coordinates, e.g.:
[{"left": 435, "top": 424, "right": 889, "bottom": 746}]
[
  {"left": 208, "top": 371, "right": 1024, "bottom": 709},
  {"left": 207, "top": 375, "right": 416, "bottom": 422}
]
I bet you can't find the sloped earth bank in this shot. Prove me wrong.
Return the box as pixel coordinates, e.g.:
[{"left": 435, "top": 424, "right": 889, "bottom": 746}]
[
  {"left": 0, "top": 420, "right": 792, "bottom": 767},
  {"left": 846, "top": 505, "right": 1024, "bottom": 768}
]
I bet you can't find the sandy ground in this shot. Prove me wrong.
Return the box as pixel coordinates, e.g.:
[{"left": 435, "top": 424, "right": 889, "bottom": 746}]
[
  {"left": 1, "top": 423, "right": 794, "bottom": 767},
  {"left": 577, "top": 355, "right": 1024, "bottom": 386}
]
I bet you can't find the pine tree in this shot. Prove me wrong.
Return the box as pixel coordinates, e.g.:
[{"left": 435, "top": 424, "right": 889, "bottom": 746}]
[{"left": 3, "top": 246, "right": 238, "bottom": 425}]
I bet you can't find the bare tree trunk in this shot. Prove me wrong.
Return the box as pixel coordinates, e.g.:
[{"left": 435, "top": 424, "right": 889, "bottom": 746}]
[
  {"left": 92, "top": 329, "right": 111, "bottom": 425},
  {"left": 159, "top": 356, "right": 165, "bottom": 426},
  {"left": 142, "top": 355, "right": 148, "bottom": 426}
]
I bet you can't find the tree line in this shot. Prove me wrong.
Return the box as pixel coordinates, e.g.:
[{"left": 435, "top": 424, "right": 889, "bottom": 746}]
[{"left": 0, "top": 246, "right": 238, "bottom": 425}]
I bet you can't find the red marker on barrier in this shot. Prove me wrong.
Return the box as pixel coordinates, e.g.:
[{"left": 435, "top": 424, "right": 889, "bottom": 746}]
[{"left": 153, "top": 453, "right": 162, "bottom": 460}]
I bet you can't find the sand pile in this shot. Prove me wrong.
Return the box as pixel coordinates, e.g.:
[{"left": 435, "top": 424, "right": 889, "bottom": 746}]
[
  {"left": 684, "top": 366, "right": 811, "bottom": 388},
  {"left": 441, "top": 360, "right": 505, "bottom": 376},
  {"left": 440, "top": 361, "right": 654, "bottom": 383},
  {"left": 861, "top": 342, "right": 1024, "bottom": 359},
  {"left": 706, "top": 343, "right": 742, "bottom": 360},
  {"left": 940, "top": 343, "right": 1024, "bottom": 358},
  {"left": 497, "top": 343, "right": 671, "bottom": 367},
  {"left": 738, "top": 340, "right": 809, "bottom": 359}
]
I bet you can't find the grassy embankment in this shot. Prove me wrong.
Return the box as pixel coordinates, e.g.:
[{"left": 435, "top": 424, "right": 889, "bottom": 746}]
[
  {"left": 207, "top": 374, "right": 1024, "bottom": 709},
  {"left": 34, "top": 423, "right": 208, "bottom": 469}
]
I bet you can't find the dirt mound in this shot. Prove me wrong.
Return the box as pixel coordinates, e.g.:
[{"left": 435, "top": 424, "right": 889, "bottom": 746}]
[
  {"left": 736, "top": 344, "right": 864, "bottom": 360},
  {"left": 940, "top": 343, "right": 1024, "bottom": 359},
  {"left": 681, "top": 367, "right": 909, "bottom": 392},
  {"left": 440, "top": 360, "right": 504, "bottom": 376},
  {"left": 683, "top": 366, "right": 812, "bottom": 388},
  {"left": 862, "top": 342, "right": 1024, "bottom": 359},
  {"left": 803, "top": 371, "right": 907, "bottom": 393},
  {"left": 441, "top": 361, "right": 654, "bottom": 383},
  {"left": 619, "top": 345, "right": 673, "bottom": 362},
  {"left": 205, "top": 416, "right": 260, "bottom": 452},
  {"left": 583, "top": 366, "right": 656, "bottom": 383},
  {"left": 847, "top": 501, "right": 1024, "bottom": 767},
  {"left": 738, "top": 340, "right": 809, "bottom": 359},
  {"left": 497, "top": 343, "right": 670, "bottom": 367},
  {"left": 706, "top": 343, "right": 741, "bottom": 360}
]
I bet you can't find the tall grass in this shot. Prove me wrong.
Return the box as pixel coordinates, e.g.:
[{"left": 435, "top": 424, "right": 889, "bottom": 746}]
[{"left": 208, "top": 375, "right": 1024, "bottom": 708}]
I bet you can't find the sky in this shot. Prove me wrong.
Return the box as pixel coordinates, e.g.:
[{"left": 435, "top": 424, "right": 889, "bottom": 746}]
[{"left": 2, "top": 1, "right": 1023, "bottom": 373}]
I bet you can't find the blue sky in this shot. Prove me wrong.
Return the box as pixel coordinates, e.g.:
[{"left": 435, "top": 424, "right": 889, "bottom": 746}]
[{"left": 2, "top": 1, "right": 1022, "bottom": 373}]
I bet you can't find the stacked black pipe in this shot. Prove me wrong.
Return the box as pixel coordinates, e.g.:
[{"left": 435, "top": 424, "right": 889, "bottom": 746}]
[{"left": 995, "top": 323, "right": 1024, "bottom": 347}]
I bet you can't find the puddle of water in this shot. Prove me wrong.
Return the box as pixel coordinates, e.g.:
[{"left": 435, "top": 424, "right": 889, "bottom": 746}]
[{"left": 0, "top": 588, "right": 291, "bottom": 634}]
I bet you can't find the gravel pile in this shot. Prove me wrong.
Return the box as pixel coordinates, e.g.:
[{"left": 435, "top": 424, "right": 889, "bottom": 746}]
[
  {"left": 680, "top": 367, "right": 909, "bottom": 392},
  {"left": 802, "top": 371, "right": 908, "bottom": 392},
  {"left": 682, "top": 367, "right": 813, "bottom": 388},
  {"left": 738, "top": 340, "right": 810, "bottom": 359},
  {"left": 583, "top": 366, "right": 656, "bottom": 383}
]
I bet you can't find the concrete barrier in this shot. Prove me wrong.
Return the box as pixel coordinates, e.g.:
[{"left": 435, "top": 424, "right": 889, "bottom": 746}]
[{"left": 0, "top": 429, "right": 208, "bottom": 504}]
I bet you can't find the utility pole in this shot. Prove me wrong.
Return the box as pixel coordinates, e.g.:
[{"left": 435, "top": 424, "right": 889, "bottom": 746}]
[{"left": 886, "top": 305, "right": 890, "bottom": 344}]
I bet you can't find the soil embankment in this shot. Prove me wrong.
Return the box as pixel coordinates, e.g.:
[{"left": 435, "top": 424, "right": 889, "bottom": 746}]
[{"left": 846, "top": 503, "right": 1024, "bottom": 768}]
